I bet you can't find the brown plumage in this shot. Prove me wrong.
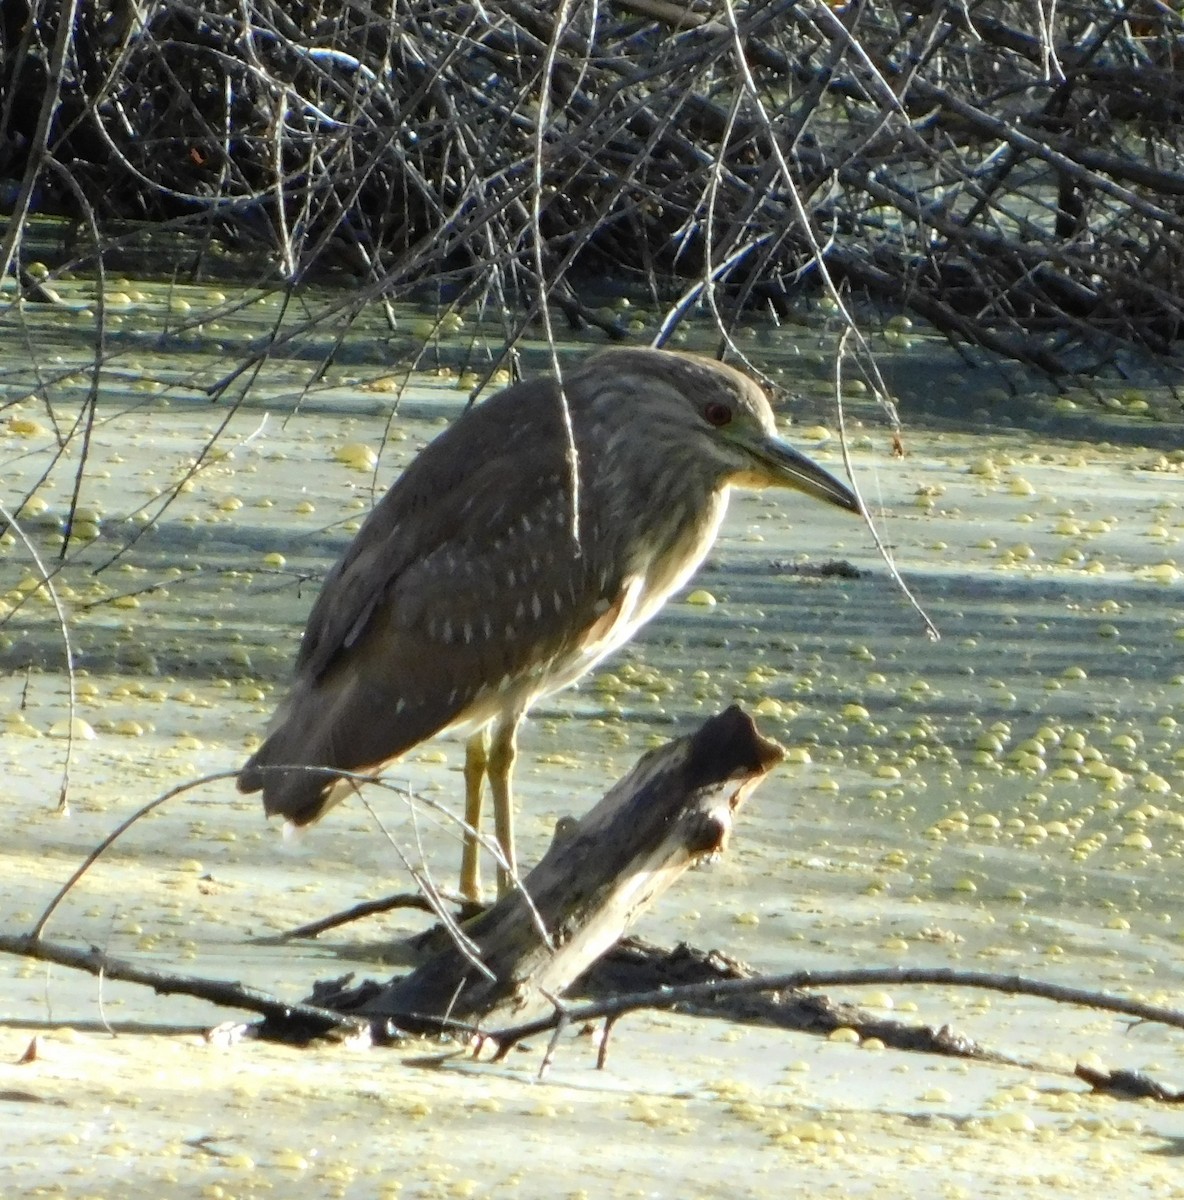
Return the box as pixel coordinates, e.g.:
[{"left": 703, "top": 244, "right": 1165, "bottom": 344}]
[{"left": 239, "top": 347, "right": 859, "bottom": 898}]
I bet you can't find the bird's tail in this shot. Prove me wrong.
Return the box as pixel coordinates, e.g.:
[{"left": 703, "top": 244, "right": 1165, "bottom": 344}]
[
  {"left": 237, "top": 745, "right": 342, "bottom": 825},
  {"left": 238, "top": 694, "right": 343, "bottom": 825},
  {"left": 238, "top": 669, "right": 426, "bottom": 826}
]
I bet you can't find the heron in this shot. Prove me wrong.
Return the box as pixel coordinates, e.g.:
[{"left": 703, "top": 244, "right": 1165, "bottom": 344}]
[{"left": 238, "top": 347, "right": 860, "bottom": 900}]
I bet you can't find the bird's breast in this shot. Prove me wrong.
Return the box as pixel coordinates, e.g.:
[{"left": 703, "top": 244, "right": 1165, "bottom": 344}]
[{"left": 527, "top": 487, "right": 731, "bottom": 697}]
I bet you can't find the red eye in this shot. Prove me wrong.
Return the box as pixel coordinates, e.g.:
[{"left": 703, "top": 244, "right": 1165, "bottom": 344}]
[{"left": 704, "top": 402, "right": 732, "bottom": 427}]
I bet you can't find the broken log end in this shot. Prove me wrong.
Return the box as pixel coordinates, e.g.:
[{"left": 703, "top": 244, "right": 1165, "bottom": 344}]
[{"left": 687, "top": 704, "right": 784, "bottom": 785}]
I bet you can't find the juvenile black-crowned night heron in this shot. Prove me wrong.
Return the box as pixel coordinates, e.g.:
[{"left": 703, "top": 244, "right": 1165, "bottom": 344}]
[{"left": 238, "top": 347, "right": 859, "bottom": 899}]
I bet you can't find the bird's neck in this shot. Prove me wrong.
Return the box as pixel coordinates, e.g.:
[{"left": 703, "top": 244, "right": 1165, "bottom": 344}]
[
  {"left": 589, "top": 417, "right": 733, "bottom": 604},
  {"left": 632, "top": 486, "right": 730, "bottom": 616}
]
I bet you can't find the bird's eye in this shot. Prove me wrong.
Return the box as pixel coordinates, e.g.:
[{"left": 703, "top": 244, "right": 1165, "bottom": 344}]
[{"left": 704, "top": 402, "right": 732, "bottom": 427}]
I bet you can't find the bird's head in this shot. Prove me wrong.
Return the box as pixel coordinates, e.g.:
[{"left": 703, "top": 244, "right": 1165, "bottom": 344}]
[{"left": 583, "top": 348, "right": 861, "bottom": 515}]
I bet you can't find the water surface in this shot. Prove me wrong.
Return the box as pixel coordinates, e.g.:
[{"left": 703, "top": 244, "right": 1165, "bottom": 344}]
[{"left": 2, "top": 277, "right": 1183, "bottom": 1197}]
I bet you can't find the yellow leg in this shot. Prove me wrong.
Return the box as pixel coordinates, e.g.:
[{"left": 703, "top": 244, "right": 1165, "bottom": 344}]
[
  {"left": 488, "top": 718, "right": 519, "bottom": 896},
  {"left": 460, "top": 730, "right": 489, "bottom": 903}
]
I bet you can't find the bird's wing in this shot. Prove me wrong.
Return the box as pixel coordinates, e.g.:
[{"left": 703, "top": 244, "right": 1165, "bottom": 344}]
[
  {"left": 242, "top": 465, "right": 630, "bottom": 819},
  {"left": 387, "top": 473, "right": 628, "bottom": 702},
  {"left": 295, "top": 380, "right": 569, "bottom": 683}
]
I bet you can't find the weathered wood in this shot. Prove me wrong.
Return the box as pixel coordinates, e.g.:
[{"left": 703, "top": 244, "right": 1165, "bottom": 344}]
[{"left": 349, "top": 705, "right": 782, "bottom": 1034}]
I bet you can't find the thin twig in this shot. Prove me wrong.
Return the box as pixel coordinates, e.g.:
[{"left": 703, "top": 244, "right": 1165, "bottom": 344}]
[
  {"left": 357, "top": 794, "right": 497, "bottom": 983},
  {"left": 278, "top": 892, "right": 440, "bottom": 940},
  {"left": 29, "top": 770, "right": 244, "bottom": 939},
  {"left": 832, "top": 328, "right": 940, "bottom": 640},
  {"left": 0, "top": 500, "right": 79, "bottom": 812}
]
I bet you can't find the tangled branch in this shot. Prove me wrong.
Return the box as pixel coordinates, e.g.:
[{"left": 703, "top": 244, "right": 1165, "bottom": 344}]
[{"left": 0, "top": 0, "right": 1181, "bottom": 376}]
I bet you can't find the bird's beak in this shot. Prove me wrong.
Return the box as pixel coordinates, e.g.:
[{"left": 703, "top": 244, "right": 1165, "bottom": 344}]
[{"left": 737, "top": 433, "right": 861, "bottom": 513}]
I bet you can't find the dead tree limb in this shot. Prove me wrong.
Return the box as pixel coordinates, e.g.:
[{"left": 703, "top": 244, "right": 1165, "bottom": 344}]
[
  {"left": 488, "top": 962, "right": 1184, "bottom": 1059},
  {"left": 274, "top": 892, "right": 441, "bottom": 942},
  {"left": 323, "top": 705, "right": 783, "bottom": 1036}
]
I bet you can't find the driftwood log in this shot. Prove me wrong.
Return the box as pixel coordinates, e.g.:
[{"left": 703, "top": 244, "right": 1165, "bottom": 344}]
[{"left": 317, "top": 705, "right": 782, "bottom": 1038}]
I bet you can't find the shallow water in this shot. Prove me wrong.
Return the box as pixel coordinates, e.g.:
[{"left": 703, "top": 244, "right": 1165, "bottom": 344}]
[{"left": 3, "top": 275, "right": 1184, "bottom": 1197}]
